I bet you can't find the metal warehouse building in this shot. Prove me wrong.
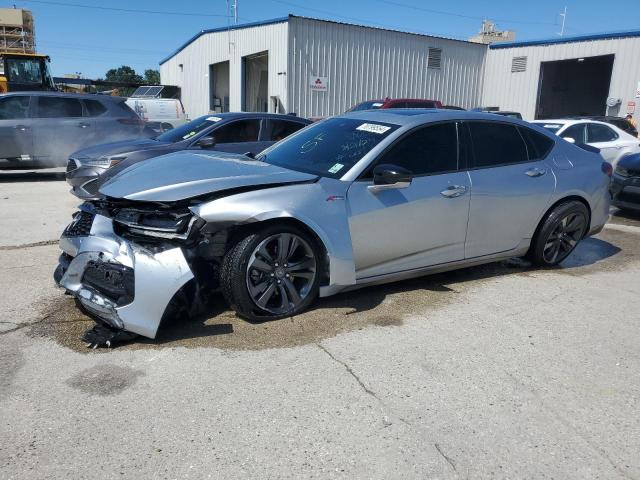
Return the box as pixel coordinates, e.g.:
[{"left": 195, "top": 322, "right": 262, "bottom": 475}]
[
  {"left": 161, "top": 16, "right": 640, "bottom": 122},
  {"left": 483, "top": 31, "right": 640, "bottom": 120},
  {"left": 160, "top": 15, "right": 487, "bottom": 119}
]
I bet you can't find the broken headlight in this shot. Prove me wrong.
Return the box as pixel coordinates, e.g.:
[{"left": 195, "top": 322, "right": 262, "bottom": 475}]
[{"left": 114, "top": 208, "right": 202, "bottom": 240}]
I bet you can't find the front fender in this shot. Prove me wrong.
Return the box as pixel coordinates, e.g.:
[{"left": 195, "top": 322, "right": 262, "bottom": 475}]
[{"left": 191, "top": 179, "right": 356, "bottom": 291}]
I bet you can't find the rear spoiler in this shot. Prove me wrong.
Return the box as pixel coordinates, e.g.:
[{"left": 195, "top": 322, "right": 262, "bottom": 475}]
[{"left": 575, "top": 143, "right": 600, "bottom": 154}]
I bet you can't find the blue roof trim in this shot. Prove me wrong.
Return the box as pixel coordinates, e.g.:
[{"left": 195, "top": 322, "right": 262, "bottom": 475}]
[
  {"left": 159, "top": 16, "right": 289, "bottom": 65},
  {"left": 490, "top": 29, "right": 640, "bottom": 49}
]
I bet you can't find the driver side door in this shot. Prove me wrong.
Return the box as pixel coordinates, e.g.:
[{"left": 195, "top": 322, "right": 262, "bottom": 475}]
[{"left": 347, "top": 121, "right": 471, "bottom": 280}]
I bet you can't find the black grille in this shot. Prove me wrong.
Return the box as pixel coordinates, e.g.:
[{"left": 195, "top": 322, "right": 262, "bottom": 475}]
[
  {"left": 82, "top": 178, "right": 100, "bottom": 196},
  {"left": 82, "top": 261, "right": 135, "bottom": 304},
  {"left": 63, "top": 211, "right": 94, "bottom": 237},
  {"left": 66, "top": 159, "right": 77, "bottom": 173}
]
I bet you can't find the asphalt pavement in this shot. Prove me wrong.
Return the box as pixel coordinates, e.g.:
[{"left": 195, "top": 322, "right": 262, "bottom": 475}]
[{"left": 1, "top": 169, "right": 639, "bottom": 479}]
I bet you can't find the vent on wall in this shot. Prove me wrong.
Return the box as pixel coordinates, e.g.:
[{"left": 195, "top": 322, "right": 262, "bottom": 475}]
[
  {"left": 511, "top": 56, "right": 527, "bottom": 73},
  {"left": 428, "top": 48, "right": 442, "bottom": 69}
]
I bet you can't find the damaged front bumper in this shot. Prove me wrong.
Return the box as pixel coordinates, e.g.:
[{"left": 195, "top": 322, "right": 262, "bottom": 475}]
[{"left": 55, "top": 210, "right": 194, "bottom": 339}]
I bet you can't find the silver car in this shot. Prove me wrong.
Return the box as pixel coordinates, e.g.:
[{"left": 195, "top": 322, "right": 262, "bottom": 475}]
[{"left": 55, "top": 110, "right": 610, "bottom": 343}]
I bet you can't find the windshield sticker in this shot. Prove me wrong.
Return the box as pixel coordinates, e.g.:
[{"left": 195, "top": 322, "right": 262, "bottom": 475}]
[
  {"left": 372, "top": 102, "right": 384, "bottom": 107},
  {"left": 182, "top": 131, "right": 197, "bottom": 140},
  {"left": 328, "top": 163, "right": 344, "bottom": 174},
  {"left": 206, "top": 116, "right": 223, "bottom": 122},
  {"left": 356, "top": 123, "right": 391, "bottom": 134},
  {"left": 543, "top": 124, "right": 561, "bottom": 129}
]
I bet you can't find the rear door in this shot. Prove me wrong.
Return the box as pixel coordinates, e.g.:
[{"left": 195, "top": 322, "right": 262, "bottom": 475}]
[
  {"left": 464, "top": 121, "right": 555, "bottom": 258},
  {"left": 32, "top": 96, "right": 92, "bottom": 165},
  {"left": 207, "top": 118, "right": 263, "bottom": 155},
  {"left": 0, "top": 95, "right": 33, "bottom": 160}
]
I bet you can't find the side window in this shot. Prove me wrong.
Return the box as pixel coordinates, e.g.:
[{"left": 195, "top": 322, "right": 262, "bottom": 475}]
[
  {"left": 0, "top": 96, "right": 30, "bottom": 119},
  {"left": 212, "top": 119, "right": 260, "bottom": 143},
  {"left": 36, "top": 97, "right": 83, "bottom": 118},
  {"left": 387, "top": 102, "right": 408, "bottom": 109},
  {"left": 84, "top": 100, "right": 107, "bottom": 117},
  {"left": 468, "top": 121, "right": 528, "bottom": 168},
  {"left": 405, "top": 101, "right": 437, "bottom": 108},
  {"left": 378, "top": 122, "right": 458, "bottom": 175},
  {"left": 560, "top": 124, "right": 586, "bottom": 143},
  {"left": 587, "top": 123, "right": 618, "bottom": 143},
  {"left": 519, "top": 127, "right": 555, "bottom": 160},
  {"left": 266, "top": 120, "right": 306, "bottom": 141}
]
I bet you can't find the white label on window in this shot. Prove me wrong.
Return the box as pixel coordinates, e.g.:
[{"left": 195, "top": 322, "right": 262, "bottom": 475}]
[
  {"left": 206, "top": 116, "right": 222, "bottom": 122},
  {"left": 328, "top": 163, "right": 344, "bottom": 174},
  {"left": 182, "top": 131, "right": 197, "bottom": 140},
  {"left": 372, "top": 102, "right": 384, "bottom": 107},
  {"left": 356, "top": 123, "right": 391, "bottom": 134}
]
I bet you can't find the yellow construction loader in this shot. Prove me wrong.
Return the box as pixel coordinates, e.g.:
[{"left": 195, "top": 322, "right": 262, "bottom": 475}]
[{"left": 0, "top": 52, "right": 56, "bottom": 93}]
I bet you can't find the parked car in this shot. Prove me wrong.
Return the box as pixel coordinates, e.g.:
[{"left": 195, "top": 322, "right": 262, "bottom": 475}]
[
  {"left": 532, "top": 119, "right": 640, "bottom": 167},
  {"left": 0, "top": 92, "right": 146, "bottom": 168},
  {"left": 55, "top": 109, "right": 610, "bottom": 344},
  {"left": 610, "top": 152, "right": 640, "bottom": 212},
  {"left": 472, "top": 108, "right": 523, "bottom": 119},
  {"left": 570, "top": 115, "right": 638, "bottom": 138},
  {"left": 66, "top": 112, "right": 311, "bottom": 199},
  {"left": 348, "top": 98, "right": 443, "bottom": 111},
  {"left": 125, "top": 97, "right": 187, "bottom": 131}
]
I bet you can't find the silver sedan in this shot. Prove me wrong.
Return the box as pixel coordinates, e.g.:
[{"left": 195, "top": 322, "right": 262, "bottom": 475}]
[{"left": 55, "top": 110, "right": 611, "bottom": 343}]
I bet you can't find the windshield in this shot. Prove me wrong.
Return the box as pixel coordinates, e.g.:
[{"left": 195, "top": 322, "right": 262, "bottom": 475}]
[
  {"left": 156, "top": 115, "right": 222, "bottom": 143},
  {"left": 6, "top": 58, "right": 43, "bottom": 84},
  {"left": 537, "top": 123, "right": 564, "bottom": 133},
  {"left": 258, "top": 117, "right": 400, "bottom": 178},
  {"left": 349, "top": 101, "right": 385, "bottom": 112}
]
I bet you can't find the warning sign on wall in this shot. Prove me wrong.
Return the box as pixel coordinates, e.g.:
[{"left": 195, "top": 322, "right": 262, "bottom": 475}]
[
  {"left": 636, "top": 81, "right": 640, "bottom": 98},
  {"left": 309, "top": 76, "right": 329, "bottom": 92},
  {"left": 628, "top": 101, "right": 636, "bottom": 114}
]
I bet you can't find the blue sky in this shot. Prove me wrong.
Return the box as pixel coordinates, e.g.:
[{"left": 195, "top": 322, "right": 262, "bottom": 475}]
[{"left": 7, "top": 0, "right": 640, "bottom": 79}]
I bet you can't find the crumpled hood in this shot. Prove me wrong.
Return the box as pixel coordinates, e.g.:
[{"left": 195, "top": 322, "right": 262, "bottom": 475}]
[
  {"left": 99, "top": 151, "right": 318, "bottom": 202},
  {"left": 71, "top": 138, "right": 168, "bottom": 159}
]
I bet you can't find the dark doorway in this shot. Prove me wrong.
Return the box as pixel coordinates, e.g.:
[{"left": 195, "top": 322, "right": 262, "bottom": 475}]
[
  {"left": 535, "top": 54, "right": 614, "bottom": 119},
  {"left": 242, "top": 51, "right": 269, "bottom": 112},
  {"left": 209, "top": 61, "right": 230, "bottom": 113}
]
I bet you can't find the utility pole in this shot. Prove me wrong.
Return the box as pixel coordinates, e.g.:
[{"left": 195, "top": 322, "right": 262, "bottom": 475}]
[
  {"left": 232, "top": 0, "right": 238, "bottom": 25},
  {"left": 558, "top": 6, "right": 567, "bottom": 36}
]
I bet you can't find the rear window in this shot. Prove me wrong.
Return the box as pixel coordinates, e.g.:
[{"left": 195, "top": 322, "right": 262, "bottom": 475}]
[
  {"left": 519, "top": 127, "right": 554, "bottom": 160},
  {"left": 468, "top": 121, "right": 528, "bottom": 168},
  {"left": 84, "top": 100, "right": 107, "bottom": 117}
]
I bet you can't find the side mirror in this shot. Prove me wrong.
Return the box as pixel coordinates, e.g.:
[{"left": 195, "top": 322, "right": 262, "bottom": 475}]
[
  {"left": 563, "top": 137, "right": 576, "bottom": 144},
  {"left": 197, "top": 136, "right": 216, "bottom": 148},
  {"left": 368, "top": 164, "right": 412, "bottom": 193}
]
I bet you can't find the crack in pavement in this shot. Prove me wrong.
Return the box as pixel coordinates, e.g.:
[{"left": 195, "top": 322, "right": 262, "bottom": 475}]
[
  {"left": 0, "top": 240, "right": 58, "bottom": 251},
  {"left": 504, "top": 370, "right": 636, "bottom": 480},
  {"left": 316, "top": 343, "right": 377, "bottom": 397},
  {"left": 435, "top": 442, "right": 458, "bottom": 473}
]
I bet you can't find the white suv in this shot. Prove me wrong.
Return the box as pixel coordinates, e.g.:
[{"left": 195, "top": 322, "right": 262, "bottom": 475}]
[{"left": 532, "top": 119, "right": 640, "bottom": 167}]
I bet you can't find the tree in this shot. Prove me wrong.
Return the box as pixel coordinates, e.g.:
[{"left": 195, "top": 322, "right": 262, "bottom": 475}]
[
  {"left": 104, "top": 65, "right": 144, "bottom": 84},
  {"left": 144, "top": 69, "right": 161, "bottom": 85}
]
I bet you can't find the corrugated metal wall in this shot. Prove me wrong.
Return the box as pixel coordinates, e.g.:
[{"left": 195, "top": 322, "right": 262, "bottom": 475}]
[
  {"left": 483, "top": 37, "right": 640, "bottom": 120},
  {"left": 160, "top": 21, "right": 288, "bottom": 118},
  {"left": 287, "top": 17, "right": 487, "bottom": 118}
]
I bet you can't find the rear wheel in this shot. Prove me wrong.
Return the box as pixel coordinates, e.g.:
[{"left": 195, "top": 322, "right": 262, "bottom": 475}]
[
  {"left": 528, "top": 200, "right": 589, "bottom": 266},
  {"left": 221, "top": 225, "right": 321, "bottom": 321}
]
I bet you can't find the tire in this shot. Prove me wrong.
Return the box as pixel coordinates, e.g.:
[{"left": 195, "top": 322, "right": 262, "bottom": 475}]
[
  {"left": 221, "top": 224, "right": 322, "bottom": 321},
  {"left": 527, "top": 200, "right": 589, "bottom": 266}
]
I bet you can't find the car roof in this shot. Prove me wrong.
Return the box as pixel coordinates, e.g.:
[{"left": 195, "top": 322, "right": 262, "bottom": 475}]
[
  {"left": 340, "top": 108, "right": 531, "bottom": 127},
  {"left": 0, "top": 91, "right": 125, "bottom": 102}
]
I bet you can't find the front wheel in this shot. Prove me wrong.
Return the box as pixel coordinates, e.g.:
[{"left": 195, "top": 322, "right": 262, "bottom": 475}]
[
  {"left": 528, "top": 200, "right": 589, "bottom": 266},
  {"left": 221, "top": 225, "right": 322, "bottom": 321}
]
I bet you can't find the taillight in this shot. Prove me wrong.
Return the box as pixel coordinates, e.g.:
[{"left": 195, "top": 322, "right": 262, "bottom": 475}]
[
  {"left": 117, "top": 117, "right": 144, "bottom": 126},
  {"left": 601, "top": 161, "right": 613, "bottom": 177}
]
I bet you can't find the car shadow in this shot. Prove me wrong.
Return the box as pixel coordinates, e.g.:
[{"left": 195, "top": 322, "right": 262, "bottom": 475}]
[
  {"left": 610, "top": 207, "right": 640, "bottom": 224},
  {"left": 148, "top": 235, "right": 622, "bottom": 344},
  {"left": 0, "top": 170, "right": 65, "bottom": 182}
]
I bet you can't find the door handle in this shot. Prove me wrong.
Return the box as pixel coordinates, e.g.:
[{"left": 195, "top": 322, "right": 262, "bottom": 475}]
[
  {"left": 440, "top": 185, "right": 467, "bottom": 198},
  {"left": 525, "top": 167, "right": 546, "bottom": 177},
  {"left": 14, "top": 125, "right": 30, "bottom": 131},
  {"left": 78, "top": 123, "right": 90, "bottom": 129}
]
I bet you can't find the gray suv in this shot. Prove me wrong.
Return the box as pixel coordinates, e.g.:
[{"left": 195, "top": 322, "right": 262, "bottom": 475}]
[{"left": 0, "top": 92, "right": 145, "bottom": 168}]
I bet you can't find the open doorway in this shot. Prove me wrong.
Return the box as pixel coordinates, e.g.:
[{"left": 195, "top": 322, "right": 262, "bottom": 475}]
[
  {"left": 535, "top": 54, "right": 614, "bottom": 119},
  {"left": 242, "top": 51, "right": 268, "bottom": 112},
  {"left": 209, "top": 61, "right": 230, "bottom": 113}
]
